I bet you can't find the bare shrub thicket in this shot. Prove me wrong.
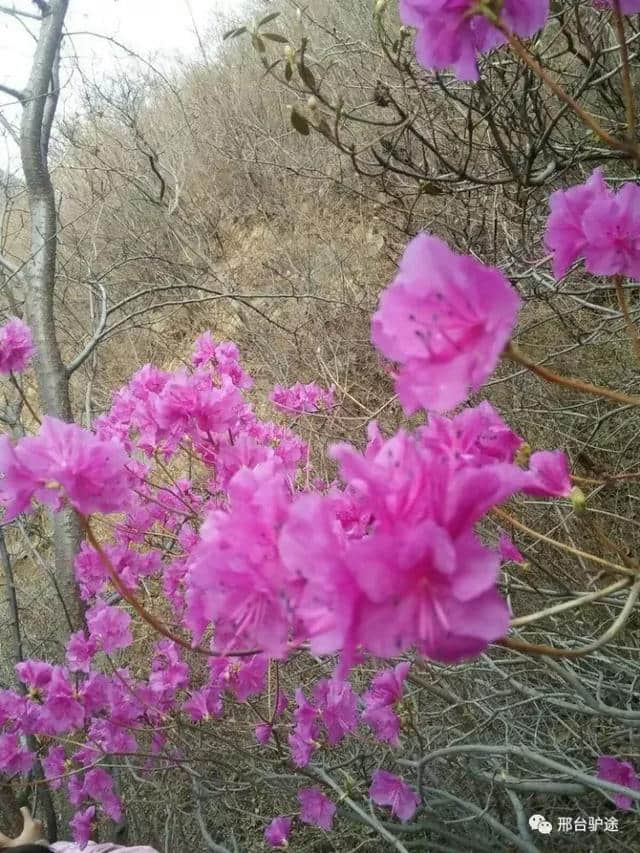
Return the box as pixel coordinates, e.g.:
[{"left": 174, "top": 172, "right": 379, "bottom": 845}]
[{"left": 2, "top": 1, "right": 640, "bottom": 850}]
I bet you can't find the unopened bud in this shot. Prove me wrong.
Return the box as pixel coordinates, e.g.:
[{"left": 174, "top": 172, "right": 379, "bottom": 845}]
[
  {"left": 374, "top": 0, "right": 387, "bottom": 16},
  {"left": 307, "top": 95, "right": 319, "bottom": 111},
  {"left": 570, "top": 486, "right": 586, "bottom": 514},
  {"left": 283, "top": 44, "right": 293, "bottom": 58}
]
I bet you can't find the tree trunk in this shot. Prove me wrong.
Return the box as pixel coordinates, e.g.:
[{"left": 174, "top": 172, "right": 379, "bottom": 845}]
[{"left": 19, "top": 0, "right": 83, "bottom": 631}]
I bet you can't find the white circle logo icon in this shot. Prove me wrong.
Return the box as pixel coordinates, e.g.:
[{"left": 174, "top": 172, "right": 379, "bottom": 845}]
[{"left": 529, "top": 814, "right": 553, "bottom": 834}]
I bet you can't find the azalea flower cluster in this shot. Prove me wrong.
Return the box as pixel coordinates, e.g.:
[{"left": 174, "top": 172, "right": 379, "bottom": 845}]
[
  {"left": 3, "top": 169, "right": 640, "bottom": 839},
  {"left": 0, "top": 231, "right": 573, "bottom": 842},
  {"left": 264, "top": 771, "right": 420, "bottom": 848},
  {"left": 270, "top": 381, "right": 335, "bottom": 414}
]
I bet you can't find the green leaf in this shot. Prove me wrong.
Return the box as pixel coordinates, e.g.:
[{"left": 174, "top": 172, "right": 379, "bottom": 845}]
[
  {"left": 262, "top": 32, "right": 289, "bottom": 43},
  {"left": 261, "top": 59, "right": 282, "bottom": 78},
  {"left": 258, "top": 11, "right": 281, "bottom": 27},
  {"left": 251, "top": 34, "right": 266, "bottom": 53},
  {"left": 297, "top": 62, "right": 317, "bottom": 91},
  {"left": 223, "top": 25, "right": 247, "bottom": 40},
  {"left": 290, "top": 107, "right": 310, "bottom": 136}
]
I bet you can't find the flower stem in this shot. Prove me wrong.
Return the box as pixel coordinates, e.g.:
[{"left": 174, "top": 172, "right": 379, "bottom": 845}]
[
  {"left": 611, "top": 0, "right": 638, "bottom": 148},
  {"left": 505, "top": 342, "right": 640, "bottom": 406},
  {"left": 485, "top": 11, "right": 639, "bottom": 159},
  {"left": 492, "top": 506, "right": 636, "bottom": 577},
  {"left": 501, "top": 577, "right": 640, "bottom": 658},
  {"left": 80, "top": 516, "right": 259, "bottom": 658},
  {"left": 9, "top": 372, "right": 41, "bottom": 425}
]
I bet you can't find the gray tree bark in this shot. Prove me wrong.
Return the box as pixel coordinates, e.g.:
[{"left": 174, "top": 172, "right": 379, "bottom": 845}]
[{"left": 18, "top": 0, "right": 83, "bottom": 630}]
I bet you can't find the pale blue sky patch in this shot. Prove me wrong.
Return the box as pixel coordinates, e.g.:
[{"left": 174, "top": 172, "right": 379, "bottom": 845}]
[{"left": 0, "top": 0, "right": 249, "bottom": 170}]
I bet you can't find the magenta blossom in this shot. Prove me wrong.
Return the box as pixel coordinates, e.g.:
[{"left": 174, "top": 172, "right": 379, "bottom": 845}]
[
  {"left": 280, "top": 428, "right": 516, "bottom": 672},
  {"left": 42, "top": 745, "right": 66, "bottom": 790},
  {"left": 255, "top": 722, "right": 273, "bottom": 744},
  {"left": 0, "top": 732, "right": 35, "bottom": 775},
  {"left": 419, "top": 402, "right": 523, "bottom": 467},
  {"left": 370, "top": 770, "right": 420, "bottom": 822},
  {"left": 362, "top": 662, "right": 410, "bottom": 746},
  {"left": 298, "top": 786, "right": 336, "bottom": 831},
  {"left": 313, "top": 678, "right": 359, "bottom": 745},
  {"left": 0, "top": 416, "right": 131, "bottom": 520},
  {"left": 86, "top": 600, "right": 133, "bottom": 654},
  {"left": 264, "top": 816, "right": 292, "bottom": 848},
  {"left": 66, "top": 631, "right": 98, "bottom": 673},
  {"left": 70, "top": 805, "right": 96, "bottom": 846},
  {"left": 498, "top": 533, "right": 525, "bottom": 564},
  {"left": 597, "top": 756, "right": 640, "bottom": 810},
  {"left": 545, "top": 169, "right": 640, "bottom": 279},
  {"left": 0, "top": 316, "right": 35, "bottom": 373},
  {"left": 372, "top": 234, "right": 520, "bottom": 414},
  {"left": 400, "top": 0, "right": 549, "bottom": 81}
]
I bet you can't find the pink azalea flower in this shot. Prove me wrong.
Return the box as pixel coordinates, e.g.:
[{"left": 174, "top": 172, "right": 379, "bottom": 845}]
[
  {"left": 255, "top": 722, "right": 273, "bottom": 744},
  {"left": 86, "top": 600, "right": 133, "bottom": 654},
  {"left": 186, "top": 461, "right": 294, "bottom": 656},
  {"left": 264, "top": 816, "right": 292, "bottom": 848},
  {"left": 545, "top": 170, "right": 640, "bottom": 279},
  {"left": 40, "top": 667, "right": 85, "bottom": 734},
  {"left": 0, "top": 316, "right": 35, "bottom": 373},
  {"left": 0, "top": 732, "right": 35, "bottom": 775},
  {"left": 362, "top": 662, "right": 410, "bottom": 745},
  {"left": 231, "top": 655, "right": 269, "bottom": 701},
  {"left": 545, "top": 168, "right": 611, "bottom": 277},
  {"left": 288, "top": 728, "right": 318, "bottom": 767},
  {"left": 582, "top": 181, "right": 640, "bottom": 279},
  {"left": 364, "top": 662, "right": 410, "bottom": 707},
  {"left": 288, "top": 687, "right": 321, "bottom": 767},
  {"left": 15, "top": 659, "right": 54, "bottom": 690},
  {"left": 371, "top": 234, "right": 520, "bottom": 414},
  {"left": 280, "top": 429, "right": 517, "bottom": 672},
  {"left": 0, "top": 689, "right": 22, "bottom": 728},
  {"left": 313, "top": 678, "right": 359, "bottom": 745},
  {"left": 419, "top": 402, "right": 523, "bottom": 467},
  {"left": 157, "top": 370, "right": 244, "bottom": 439},
  {"left": 298, "top": 786, "right": 336, "bottom": 830},
  {"left": 192, "top": 332, "right": 252, "bottom": 388},
  {"left": 498, "top": 533, "right": 525, "bottom": 564},
  {"left": 183, "top": 687, "right": 223, "bottom": 721},
  {"left": 370, "top": 770, "right": 420, "bottom": 822},
  {"left": 66, "top": 631, "right": 98, "bottom": 673},
  {"left": 0, "top": 416, "right": 131, "bottom": 520},
  {"left": 400, "top": 0, "right": 548, "bottom": 81},
  {"left": 70, "top": 805, "right": 96, "bottom": 846},
  {"left": 362, "top": 705, "right": 403, "bottom": 746},
  {"left": 83, "top": 767, "right": 123, "bottom": 822},
  {"left": 597, "top": 756, "right": 640, "bottom": 810},
  {"left": 42, "top": 745, "right": 66, "bottom": 790},
  {"left": 521, "top": 450, "right": 571, "bottom": 498},
  {"left": 148, "top": 640, "right": 189, "bottom": 701}
]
